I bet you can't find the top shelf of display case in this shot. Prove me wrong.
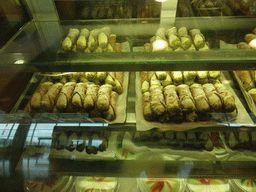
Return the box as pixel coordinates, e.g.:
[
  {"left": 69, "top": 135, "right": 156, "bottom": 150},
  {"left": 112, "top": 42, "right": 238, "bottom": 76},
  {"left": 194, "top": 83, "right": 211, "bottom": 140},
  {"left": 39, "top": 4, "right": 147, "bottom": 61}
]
[{"left": 1, "top": 17, "right": 256, "bottom": 72}]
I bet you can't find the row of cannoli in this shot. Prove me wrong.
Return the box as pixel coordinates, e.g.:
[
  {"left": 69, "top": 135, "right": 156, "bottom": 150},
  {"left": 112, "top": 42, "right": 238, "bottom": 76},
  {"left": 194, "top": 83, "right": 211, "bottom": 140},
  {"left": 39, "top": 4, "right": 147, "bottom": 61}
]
[
  {"left": 141, "top": 72, "right": 236, "bottom": 123},
  {"left": 80, "top": 5, "right": 133, "bottom": 20},
  {"left": 141, "top": 71, "right": 221, "bottom": 93},
  {"left": 223, "top": 131, "right": 256, "bottom": 150},
  {"left": 61, "top": 27, "right": 124, "bottom": 53},
  {"left": 235, "top": 70, "right": 256, "bottom": 104},
  {"left": 132, "top": 130, "right": 215, "bottom": 151},
  {"left": 26, "top": 72, "right": 124, "bottom": 121},
  {"left": 237, "top": 28, "right": 256, "bottom": 49},
  {"left": 52, "top": 131, "right": 110, "bottom": 154},
  {"left": 144, "top": 27, "right": 210, "bottom": 52}
]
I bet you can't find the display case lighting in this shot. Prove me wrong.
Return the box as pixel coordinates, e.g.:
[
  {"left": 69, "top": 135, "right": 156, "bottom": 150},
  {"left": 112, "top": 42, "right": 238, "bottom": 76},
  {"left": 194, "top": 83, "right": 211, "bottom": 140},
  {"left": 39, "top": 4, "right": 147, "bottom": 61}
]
[{"left": 14, "top": 60, "right": 24, "bottom": 64}]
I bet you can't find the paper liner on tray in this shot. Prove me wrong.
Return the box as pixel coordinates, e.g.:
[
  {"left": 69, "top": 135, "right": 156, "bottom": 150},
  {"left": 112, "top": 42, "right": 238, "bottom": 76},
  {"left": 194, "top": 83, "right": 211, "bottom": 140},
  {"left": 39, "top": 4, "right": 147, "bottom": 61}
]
[
  {"left": 49, "top": 132, "right": 117, "bottom": 160},
  {"left": 122, "top": 132, "right": 217, "bottom": 161},
  {"left": 233, "top": 71, "right": 256, "bottom": 116},
  {"left": 135, "top": 72, "right": 254, "bottom": 131},
  {"left": 24, "top": 72, "right": 129, "bottom": 125}
]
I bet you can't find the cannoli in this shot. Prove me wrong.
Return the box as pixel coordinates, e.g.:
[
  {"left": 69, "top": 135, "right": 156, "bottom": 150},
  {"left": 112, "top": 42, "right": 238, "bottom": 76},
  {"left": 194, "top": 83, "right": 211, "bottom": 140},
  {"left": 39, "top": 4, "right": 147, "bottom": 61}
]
[
  {"left": 189, "top": 29, "right": 205, "bottom": 48},
  {"left": 190, "top": 83, "right": 210, "bottom": 113},
  {"left": 163, "top": 85, "right": 181, "bottom": 115},
  {"left": 67, "top": 28, "right": 80, "bottom": 43},
  {"left": 102, "top": 91, "right": 119, "bottom": 121},
  {"left": 84, "top": 84, "right": 100, "bottom": 111},
  {"left": 30, "top": 82, "right": 53, "bottom": 111},
  {"left": 150, "top": 85, "right": 166, "bottom": 116},
  {"left": 96, "top": 84, "right": 112, "bottom": 112},
  {"left": 98, "top": 32, "right": 108, "bottom": 48},
  {"left": 114, "top": 72, "right": 124, "bottom": 94},
  {"left": 109, "top": 34, "right": 116, "bottom": 48},
  {"left": 77, "top": 35, "right": 87, "bottom": 51},
  {"left": 41, "top": 83, "right": 63, "bottom": 112},
  {"left": 56, "top": 82, "right": 76, "bottom": 111},
  {"left": 161, "top": 72, "right": 172, "bottom": 87},
  {"left": 202, "top": 83, "right": 222, "bottom": 111},
  {"left": 61, "top": 37, "right": 72, "bottom": 52},
  {"left": 236, "top": 71, "right": 255, "bottom": 91},
  {"left": 142, "top": 91, "right": 154, "bottom": 121},
  {"left": 170, "top": 71, "right": 183, "bottom": 85},
  {"left": 71, "top": 83, "right": 87, "bottom": 110},
  {"left": 214, "top": 83, "right": 236, "bottom": 112},
  {"left": 196, "top": 71, "right": 208, "bottom": 84},
  {"left": 183, "top": 71, "right": 196, "bottom": 85},
  {"left": 177, "top": 84, "right": 196, "bottom": 112},
  {"left": 141, "top": 71, "right": 150, "bottom": 93}
]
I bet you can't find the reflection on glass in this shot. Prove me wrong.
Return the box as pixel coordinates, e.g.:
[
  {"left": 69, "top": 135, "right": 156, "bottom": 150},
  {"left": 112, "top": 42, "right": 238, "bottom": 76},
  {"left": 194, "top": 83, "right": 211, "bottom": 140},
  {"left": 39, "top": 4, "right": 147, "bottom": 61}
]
[
  {"left": 152, "top": 40, "right": 168, "bottom": 51},
  {"left": 249, "top": 39, "right": 256, "bottom": 49}
]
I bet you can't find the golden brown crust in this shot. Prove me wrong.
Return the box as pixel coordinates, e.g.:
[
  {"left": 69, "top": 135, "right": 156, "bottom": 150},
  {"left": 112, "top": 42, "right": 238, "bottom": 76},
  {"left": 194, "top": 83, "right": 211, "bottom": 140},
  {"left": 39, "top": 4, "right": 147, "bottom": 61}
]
[
  {"left": 202, "top": 83, "right": 222, "bottom": 111},
  {"left": 71, "top": 83, "right": 87, "bottom": 110},
  {"left": 214, "top": 83, "right": 236, "bottom": 112},
  {"left": 84, "top": 84, "right": 100, "bottom": 111},
  {"left": 150, "top": 85, "right": 166, "bottom": 116},
  {"left": 236, "top": 71, "right": 255, "bottom": 91},
  {"left": 163, "top": 85, "right": 181, "bottom": 115},
  {"left": 56, "top": 82, "right": 76, "bottom": 111},
  {"left": 190, "top": 83, "right": 210, "bottom": 113},
  {"left": 96, "top": 84, "right": 113, "bottom": 112},
  {"left": 177, "top": 84, "right": 196, "bottom": 112},
  {"left": 41, "top": 83, "right": 63, "bottom": 112}
]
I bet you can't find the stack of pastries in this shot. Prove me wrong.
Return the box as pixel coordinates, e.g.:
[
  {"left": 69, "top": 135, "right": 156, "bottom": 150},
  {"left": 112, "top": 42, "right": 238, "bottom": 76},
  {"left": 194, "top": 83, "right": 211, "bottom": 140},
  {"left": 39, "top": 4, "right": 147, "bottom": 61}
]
[
  {"left": 61, "top": 27, "right": 126, "bottom": 53},
  {"left": 143, "top": 27, "right": 210, "bottom": 52},
  {"left": 141, "top": 71, "right": 237, "bottom": 123},
  {"left": 26, "top": 72, "right": 124, "bottom": 121},
  {"left": 235, "top": 70, "right": 256, "bottom": 104}
]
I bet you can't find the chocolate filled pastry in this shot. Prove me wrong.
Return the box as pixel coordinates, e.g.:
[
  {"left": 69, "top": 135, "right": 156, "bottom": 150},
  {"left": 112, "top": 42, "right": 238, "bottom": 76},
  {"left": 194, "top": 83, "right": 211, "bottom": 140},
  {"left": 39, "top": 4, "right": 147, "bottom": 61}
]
[
  {"left": 84, "top": 84, "right": 100, "bottom": 111},
  {"left": 214, "top": 83, "right": 236, "bottom": 112},
  {"left": 96, "top": 84, "right": 113, "bottom": 112},
  {"left": 30, "top": 82, "right": 53, "bottom": 111},
  {"left": 41, "top": 83, "right": 63, "bottom": 112},
  {"left": 150, "top": 85, "right": 166, "bottom": 116},
  {"left": 56, "top": 82, "right": 76, "bottom": 111},
  {"left": 177, "top": 84, "right": 196, "bottom": 112}
]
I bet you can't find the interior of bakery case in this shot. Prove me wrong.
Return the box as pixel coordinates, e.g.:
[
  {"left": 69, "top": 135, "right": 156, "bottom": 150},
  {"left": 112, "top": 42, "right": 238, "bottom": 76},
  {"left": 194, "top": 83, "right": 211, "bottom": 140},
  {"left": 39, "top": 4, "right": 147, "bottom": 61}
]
[{"left": 1, "top": 0, "right": 256, "bottom": 191}]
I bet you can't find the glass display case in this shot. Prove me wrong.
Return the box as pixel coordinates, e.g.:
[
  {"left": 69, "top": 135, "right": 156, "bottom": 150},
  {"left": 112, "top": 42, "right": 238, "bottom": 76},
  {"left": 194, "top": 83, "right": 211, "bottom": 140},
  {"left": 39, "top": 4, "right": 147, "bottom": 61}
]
[{"left": 1, "top": 0, "right": 256, "bottom": 191}]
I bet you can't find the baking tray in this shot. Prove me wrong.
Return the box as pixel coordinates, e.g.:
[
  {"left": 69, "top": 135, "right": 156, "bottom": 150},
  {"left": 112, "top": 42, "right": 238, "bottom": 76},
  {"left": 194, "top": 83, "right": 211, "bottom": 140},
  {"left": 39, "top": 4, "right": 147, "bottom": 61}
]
[
  {"left": 233, "top": 71, "right": 256, "bottom": 116},
  {"left": 135, "top": 72, "right": 254, "bottom": 131},
  {"left": 14, "top": 72, "right": 129, "bottom": 124}
]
